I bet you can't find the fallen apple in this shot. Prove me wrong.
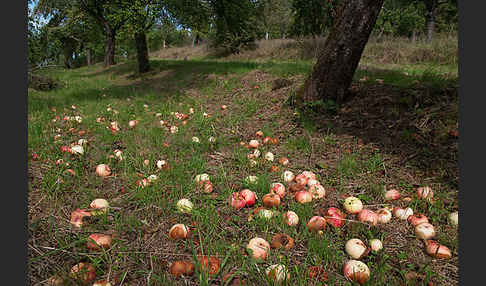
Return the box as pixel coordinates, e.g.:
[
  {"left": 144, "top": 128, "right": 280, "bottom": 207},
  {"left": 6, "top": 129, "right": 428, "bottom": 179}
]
[
  {"left": 425, "top": 240, "right": 452, "bottom": 259},
  {"left": 246, "top": 237, "right": 270, "bottom": 260},
  {"left": 240, "top": 189, "right": 256, "bottom": 207},
  {"left": 295, "top": 191, "right": 313, "bottom": 204},
  {"left": 176, "top": 199, "right": 194, "bottom": 213},
  {"left": 95, "top": 164, "right": 111, "bottom": 177},
  {"left": 343, "top": 197, "right": 363, "bottom": 214},
  {"left": 266, "top": 264, "right": 289, "bottom": 283},
  {"left": 357, "top": 209, "right": 378, "bottom": 226},
  {"left": 262, "top": 193, "right": 280, "bottom": 208},
  {"left": 196, "top": 254, "right": 221, "bottom": 276},
  {"left": 281, "top": 171, "right": 295, "bottom": 183},
  {"left": 270, "top": 183, "right": 286, "bottom": 198},
  {"left": 86, "top": 233, "right": 112, "bottom": 251},
  {"left": 376, "top": 208, "right": 392, "bottom": 224},
  {"left": 307, "top": 216, "right": 326, "bottom": 231},
  {"left": 90, "top": 199, "right": 109, "bottom": 215},
  {"left": 309, "top": 184, "right": 326, "bottom": 199},
  {"left": 70, "top": 262, "right": 96, "bottom": 285},
  {"left": 271, "top": 233, "right": 294, "bottom": 250},
  {"left": 384, "top": 189, "right": 401, "bottom": 200},
  {"left": 343, "top": 260, "right": 370, "bottom": 285},
  {"left": 345, "top": 238, "right": 369, "bottom": 259},
  {"left": 70, "top": 208, "right": 92, "bottom": 228},
  {"left": 169, "top": 224, "right": 189, "bottom": 240},
  {"left": 283, "top": 211, "right": 299, "bottom": 226},
  {"left": 325, "top": 207, "right": 346, "bottom": 228},
  {"left": 369, "top": 239, "right": 383, "bottom": 252}
]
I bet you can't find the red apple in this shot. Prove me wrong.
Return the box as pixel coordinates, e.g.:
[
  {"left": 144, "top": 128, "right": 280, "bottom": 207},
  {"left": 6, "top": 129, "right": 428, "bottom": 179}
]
[
  {"left": 325, "top": 207, "right": 346, "bottom": 228},
  {"left": 295, "top": 174, "right": 308, "bottom": 186},
  {"left": 307, "top": 216, "right": 326, "bottom": 231},
  {"left": 295, "top": 191, "right": 312, "bottom": 204},
  {"left": 270, "top": 183, "right": 286, "bottom": 198},
  {"left": 408, "top": 214, "right": 429, "bottom": 226},
  {"left": 384, "top": 189, "right": 401, "bottom": 200},
  {"left": 240, "top": 189, "right": 256, "bottom": 207},
  {"left": 357, "top": 209, "right": 378, "bottom": 226}
]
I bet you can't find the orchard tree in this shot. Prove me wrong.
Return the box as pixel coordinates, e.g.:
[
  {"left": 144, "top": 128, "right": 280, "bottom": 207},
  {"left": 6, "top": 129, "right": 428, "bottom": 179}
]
[
  {"left": 167, "top": 0, "right": 212, "bottom": 46},
  {"left": 35, "top": 0, "right": 104, "bottom": 68},
  {"left": 300, "top": 0, "right": 384, "bottom": 104},
  {"left": 124, "top": 0, "right": 166, "bottom": 73},
  {"left": 77, "top": 0, "right": 130, "bottom": 67}
]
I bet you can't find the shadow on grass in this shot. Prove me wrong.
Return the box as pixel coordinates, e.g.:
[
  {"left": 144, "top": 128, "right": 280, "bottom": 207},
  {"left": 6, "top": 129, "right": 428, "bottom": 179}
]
[
  {"left": 295, "top": 69, "right": 458, "bottom": 189},
  {"left": 28, "top": 59, "right": 313, "bottom": 113},
  {"left": 84, "top": 58, "right": 313, "bottom": 79}
]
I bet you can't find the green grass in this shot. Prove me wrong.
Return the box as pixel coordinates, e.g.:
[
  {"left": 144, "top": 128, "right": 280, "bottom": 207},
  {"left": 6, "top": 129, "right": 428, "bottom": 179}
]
[{"left": 28, "top": 50, "right": 458, "bottom": 286}]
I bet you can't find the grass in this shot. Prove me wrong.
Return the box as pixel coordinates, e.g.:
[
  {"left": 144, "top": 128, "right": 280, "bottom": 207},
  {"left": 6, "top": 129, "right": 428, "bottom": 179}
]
[{"left": 28, "top": 35, "right": 458, "bottom": 285}]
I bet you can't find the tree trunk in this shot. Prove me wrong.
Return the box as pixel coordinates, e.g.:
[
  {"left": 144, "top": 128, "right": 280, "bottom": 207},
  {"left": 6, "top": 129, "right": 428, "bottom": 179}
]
[
  {"left": 104, "top": 22, "right": 116, "bottom": 67},
  {"left": 425, "top": 10, "right": 435, "bottom": 43},
  {"left": 62, "top": 45, "right": 73, "bottom": 69},
  {"left": 135, "top": 31, "right": 150, "bottom": 73},
  {"left": 87, "top": 48, "right": 92, "bottom": 65},
  {"left": 424, "top": 0, "right": 437, "bottom": 43},
  {"left": 162, "top": 39, "right": 166, "bottom": 49},
  {"left": 301, "top": 0, "right": 384, "bottom": 104}
]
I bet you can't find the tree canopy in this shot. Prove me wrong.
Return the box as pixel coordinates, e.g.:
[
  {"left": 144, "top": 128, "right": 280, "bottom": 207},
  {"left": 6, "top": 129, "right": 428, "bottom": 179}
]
[{"left": 27, "top": 0, "right": 458, "bottom": 69}]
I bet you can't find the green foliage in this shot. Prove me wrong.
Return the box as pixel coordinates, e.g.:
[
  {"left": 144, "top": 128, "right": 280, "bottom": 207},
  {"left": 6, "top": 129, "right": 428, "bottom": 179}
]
[
  {"left": 375, "top": 0, "right": 426, "bottom": 37},
  {"left": 209, "top": 0, "right": 260, "bottom": 54},
  {"left": 290, "top": 0, "right": 339, "bottom": 38},
  {"left": 258, "top": 0, "right": 293, "bottom": 39},
  {"left": 374, "top": 0, "right": 458, "bottom": 38}
]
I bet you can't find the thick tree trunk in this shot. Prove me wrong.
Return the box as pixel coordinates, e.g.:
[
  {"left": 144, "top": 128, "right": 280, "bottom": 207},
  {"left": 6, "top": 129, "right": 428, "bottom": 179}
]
[
  {"left": 301, "top": 0, "right": 384, "bottom": 104},
  {"left": 135, "top": 31, "right": 150, "bottom": 73},
  {"left": 104, "top": 22, "right": 116, "bottom": 67}
]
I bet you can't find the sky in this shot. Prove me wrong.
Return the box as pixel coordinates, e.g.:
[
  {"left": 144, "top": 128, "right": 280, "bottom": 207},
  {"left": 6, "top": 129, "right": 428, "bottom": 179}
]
[{"left": 29, "top": 0, "right": 49, "bottom": 28}]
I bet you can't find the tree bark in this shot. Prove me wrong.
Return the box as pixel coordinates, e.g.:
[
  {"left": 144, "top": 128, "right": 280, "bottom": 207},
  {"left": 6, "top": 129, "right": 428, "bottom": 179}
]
[
  {"left": 301, "top": 0, "right": 384, "bottom": 104},
  {"left": 86, "top": 48, "right": 92, "bottom": 66},
  {"left": 104, "top": 22, "right": 116, "bottom": 67},
  {"left": 63, "top": 50, "right": 72, "bottom": 69},
  {"left": 411, "top": 30, "right": 417, "bottom": 43},
  {"left": 62, "top": 38, "right": 75, "bottom": 69},
  {"left": 135, "top": 30, "right": 150, "bottom": 73},
  {"left": 425, "top": 1, "right": 436, "bottom": 43}
]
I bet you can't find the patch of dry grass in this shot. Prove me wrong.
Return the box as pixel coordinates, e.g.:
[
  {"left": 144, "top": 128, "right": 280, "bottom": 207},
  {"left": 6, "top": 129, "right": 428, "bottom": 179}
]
[{"left": 151, "top": 33, "right": 458, "bottom": 67}]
